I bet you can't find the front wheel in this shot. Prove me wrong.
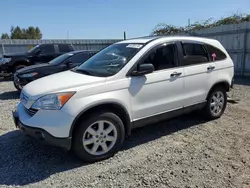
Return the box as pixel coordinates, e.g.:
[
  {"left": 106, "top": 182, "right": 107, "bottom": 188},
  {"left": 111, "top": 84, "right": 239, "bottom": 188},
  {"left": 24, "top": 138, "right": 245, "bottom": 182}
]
[
  {"left": 72, "top": 112, "right": 125, "bottom": 162},
  {"left": 14, "top": 65, "right": 27, "bottom": 72},
  {"left": 203, "top": 86, "right": 227, "bottom": 120}
]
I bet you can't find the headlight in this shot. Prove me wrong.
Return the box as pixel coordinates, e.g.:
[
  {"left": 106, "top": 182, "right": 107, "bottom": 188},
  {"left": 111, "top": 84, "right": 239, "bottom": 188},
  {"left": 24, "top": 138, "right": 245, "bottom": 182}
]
[
  {"left": 31, "top": 92, "right": 75, "bottom": 110},
  {"left": 19, "top": 72, "right": 38, "bottom": 78},
  {"left": 0, "top": 58, "right": 11, "bottom": 64}
]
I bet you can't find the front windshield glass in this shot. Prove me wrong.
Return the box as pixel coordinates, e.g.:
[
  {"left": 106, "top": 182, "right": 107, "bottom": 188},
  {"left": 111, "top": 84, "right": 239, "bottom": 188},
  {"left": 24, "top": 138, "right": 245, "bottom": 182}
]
[
  {"left": 49, "top": 53, "right": 73, "bottom": 65},
  {"left": 76, "top": 43, "right": 143, "bottom": 77},
  {"left": 28, "top": 45, "right": 40, "bottom": 53}
]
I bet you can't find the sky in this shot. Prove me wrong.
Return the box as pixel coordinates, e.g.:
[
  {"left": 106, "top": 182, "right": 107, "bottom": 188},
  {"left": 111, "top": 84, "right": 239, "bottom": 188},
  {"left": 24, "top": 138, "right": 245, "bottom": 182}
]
[{"left": 0, "top": 0, "right": 250, "bottom": 39}]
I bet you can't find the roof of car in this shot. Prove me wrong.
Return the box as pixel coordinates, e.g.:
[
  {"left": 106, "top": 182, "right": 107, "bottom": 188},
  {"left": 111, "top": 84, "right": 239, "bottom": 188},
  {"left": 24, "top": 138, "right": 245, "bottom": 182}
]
[
  {"left": 117, "top": 35, "right": 218, "bottom": 45},
  {"left": 66, "top": 50, "right": 98, "bottom": 54},
  {"left": 117, "top": 36, "right": 160, "bottom": 44}
]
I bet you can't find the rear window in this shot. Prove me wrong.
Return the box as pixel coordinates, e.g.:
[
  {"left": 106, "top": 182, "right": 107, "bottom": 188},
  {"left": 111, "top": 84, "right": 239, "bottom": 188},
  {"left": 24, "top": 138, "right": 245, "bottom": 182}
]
[
  {"left": 182, "top": 43, "right": 209, "bottom": 65},
  {"left": 206, "top": 44, "right": 227, "bottom": 61},
  {"left": 182, "top": 43, "right": 207, "bottom": 57}
]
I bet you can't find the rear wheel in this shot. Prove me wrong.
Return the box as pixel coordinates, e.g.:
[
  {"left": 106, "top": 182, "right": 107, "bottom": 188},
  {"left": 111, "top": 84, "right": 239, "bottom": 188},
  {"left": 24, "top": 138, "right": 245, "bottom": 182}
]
[
  {"left": 72, "top": 111, "right": 125, "bottom": 162},
  {"left": 203, "top": 86, "right": 227, "bottom": 120}
]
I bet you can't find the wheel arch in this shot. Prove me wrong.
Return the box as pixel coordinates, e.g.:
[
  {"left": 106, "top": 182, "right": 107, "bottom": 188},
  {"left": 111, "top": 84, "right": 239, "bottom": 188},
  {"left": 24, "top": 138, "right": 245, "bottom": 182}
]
[
  {"left": 69, "top": 102, "right": 132, "bottom": 140},
  {"left": 206, "top": 80, "right": 230, "bottom": 100},
  {"left": 13, "top": 59, "right": 30, "bottom": 70}
]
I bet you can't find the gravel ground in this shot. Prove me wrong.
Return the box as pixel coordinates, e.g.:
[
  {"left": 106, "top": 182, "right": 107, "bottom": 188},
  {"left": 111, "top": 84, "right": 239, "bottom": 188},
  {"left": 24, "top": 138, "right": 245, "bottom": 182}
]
[{"left": 0, "top": 80, "right": 250, "bottom": 188}]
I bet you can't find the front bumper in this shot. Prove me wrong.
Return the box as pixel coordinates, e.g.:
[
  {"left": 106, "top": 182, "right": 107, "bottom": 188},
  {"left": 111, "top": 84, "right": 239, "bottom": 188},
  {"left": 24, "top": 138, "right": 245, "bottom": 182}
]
[
  {"left": 13, "top": 103, "right": 75, "bottom": 150},
  {"left": 0, "top": 63, "right": 11, "bottom": 73},
  {"left": 13, "top": 73, "right": 33, "bottom": 90},
  {"left": 13, "top": 111, "right": 71, "bottom": 150}
]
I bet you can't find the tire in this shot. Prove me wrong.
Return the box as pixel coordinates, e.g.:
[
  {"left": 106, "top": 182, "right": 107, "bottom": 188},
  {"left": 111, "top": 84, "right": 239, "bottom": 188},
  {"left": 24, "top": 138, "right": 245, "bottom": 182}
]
[
  {"left": 72, "top": 111, "right": 125, "bottom": 162},
  {"left": 203, "top": 86, "right": 227, "bottom": 120},
  {"left": 14, "top": 65, "right": 26, "bottom": 72}
]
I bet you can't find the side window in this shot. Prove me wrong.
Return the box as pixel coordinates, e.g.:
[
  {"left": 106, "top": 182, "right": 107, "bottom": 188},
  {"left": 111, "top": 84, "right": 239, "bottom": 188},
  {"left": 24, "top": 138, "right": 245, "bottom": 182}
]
[
  {"left": 206, "top": 44, "right": 227, "bottom": 61},
  {"left": 68, "top": 53, "right": 92, "bottom": 65},
  {"left": 59, "top": 44, "right": 71, "bottom": 53},
  {"left": 182, "top": 43, "right": 209, "bottom": 65},
  {"left": 142, "top": 44, "right": 176, "bottom": 71},
  {"left": 39, "top": 45, "right": 54, "bottom": 54}
]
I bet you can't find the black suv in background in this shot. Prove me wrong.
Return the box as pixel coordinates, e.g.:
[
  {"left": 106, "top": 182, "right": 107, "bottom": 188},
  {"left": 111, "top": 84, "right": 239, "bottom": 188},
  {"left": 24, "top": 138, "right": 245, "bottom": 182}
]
[
  {"left": 0, "top": 43, "right": 74, "bottom": 74},
  {"left": 13, "top": 50, "right": 98, "bottom": 91}
]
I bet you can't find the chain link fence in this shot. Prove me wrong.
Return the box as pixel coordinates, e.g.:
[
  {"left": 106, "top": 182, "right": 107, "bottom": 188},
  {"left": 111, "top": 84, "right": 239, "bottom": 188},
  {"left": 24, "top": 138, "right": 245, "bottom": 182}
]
[{"left": 0, "top": 39, "right": 121, "bottom": 56}]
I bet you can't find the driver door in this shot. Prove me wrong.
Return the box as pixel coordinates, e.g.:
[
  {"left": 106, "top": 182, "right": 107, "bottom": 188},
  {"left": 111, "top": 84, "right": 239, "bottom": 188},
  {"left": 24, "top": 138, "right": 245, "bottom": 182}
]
[
  {"left": 129, "top": 43, "right": 185, "bottom": 123},
  {"left": 35, "top": 44, "right": 56, "bottom": 63}
]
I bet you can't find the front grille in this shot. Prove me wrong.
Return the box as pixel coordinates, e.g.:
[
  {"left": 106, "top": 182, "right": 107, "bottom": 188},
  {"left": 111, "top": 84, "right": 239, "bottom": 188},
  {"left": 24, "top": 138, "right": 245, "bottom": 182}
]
[{"left": 25, "top": 108, "right": 38, "bottom": 116}]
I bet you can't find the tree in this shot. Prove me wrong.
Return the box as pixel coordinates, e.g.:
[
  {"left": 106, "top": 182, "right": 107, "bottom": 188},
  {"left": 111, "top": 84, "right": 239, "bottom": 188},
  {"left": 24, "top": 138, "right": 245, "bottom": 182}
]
[
  {"left": 1, "top": 26, "right": 43, "bottom": 39},
  {"left": 152, "top": 23, "right": 185, "bottom": 35},
  {"left": 1, "top": 33, "right": 9, "bottom": 39},
  {"left": 35, "top": 27, "right": 42, "bottom": 39},
  {"left": 25, "top": 26, "right": 42, "bottom": 39},
  {"left": 151, "top": 13, "right": 250, "bottom": 36},
  {"left": 10, "top": 26, "right": 24, "bottom": 39}
]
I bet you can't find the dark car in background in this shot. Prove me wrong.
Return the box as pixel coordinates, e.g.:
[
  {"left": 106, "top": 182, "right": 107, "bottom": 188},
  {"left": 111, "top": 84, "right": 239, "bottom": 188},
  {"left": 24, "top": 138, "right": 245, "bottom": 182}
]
[
  {"left": 13, "top": 50, "right": 98, "bottom": 91},
  {"left": 0, "top": 43, "right": 74, "bottom": 74}
]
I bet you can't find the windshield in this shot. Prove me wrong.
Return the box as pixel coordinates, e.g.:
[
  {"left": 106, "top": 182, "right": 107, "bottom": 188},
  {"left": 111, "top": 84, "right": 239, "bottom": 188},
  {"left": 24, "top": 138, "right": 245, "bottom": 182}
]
[
  {"left": 48, "top": 53, "right": 73, "bottom": 65},
  {"left": 76, "top": 43, "right": 143, "bottom": 77},
  {"left": 28, "top": 45, "right": 40, "bottom": 53}
]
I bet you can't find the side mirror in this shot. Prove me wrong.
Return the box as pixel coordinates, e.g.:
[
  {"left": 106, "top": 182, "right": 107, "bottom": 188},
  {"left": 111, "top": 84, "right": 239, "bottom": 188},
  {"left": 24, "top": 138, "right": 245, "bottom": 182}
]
[
  {"left": 130, "top": 63, "right": 154, "bottom": 76},
  {"left": 66, "top": 61, "right": 73, "bottom": 67},
  {"left": 35, "top": 50, "right": 42, "bottom": 56}
]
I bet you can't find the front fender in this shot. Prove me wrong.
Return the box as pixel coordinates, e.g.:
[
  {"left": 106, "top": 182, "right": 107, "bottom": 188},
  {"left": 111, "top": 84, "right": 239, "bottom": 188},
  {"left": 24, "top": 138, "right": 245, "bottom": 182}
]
[
  {"left": 62, "top": 89, "right": 132, "bottom": 121},
  {"left": 13, "top": 58, "right": 30, "bottom": 66}
]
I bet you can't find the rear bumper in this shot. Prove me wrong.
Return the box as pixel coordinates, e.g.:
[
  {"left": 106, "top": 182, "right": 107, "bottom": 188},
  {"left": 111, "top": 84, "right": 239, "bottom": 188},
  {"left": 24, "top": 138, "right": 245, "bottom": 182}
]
[
  {"left": 231, "top": 77, "right": 234, "bottom": 89},
  {"left": 12, "top": 110, "right": 72, "bottom": 150}
]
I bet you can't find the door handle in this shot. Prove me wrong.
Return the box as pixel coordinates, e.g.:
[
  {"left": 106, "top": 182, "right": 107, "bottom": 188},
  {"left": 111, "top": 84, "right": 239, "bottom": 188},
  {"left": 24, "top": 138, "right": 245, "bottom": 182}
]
[
  {"left": 207, "top": 65, "right": 215, "bottom": 70},
  {"left": 170, "top": 72, "right": 182, "bottom": 77}
]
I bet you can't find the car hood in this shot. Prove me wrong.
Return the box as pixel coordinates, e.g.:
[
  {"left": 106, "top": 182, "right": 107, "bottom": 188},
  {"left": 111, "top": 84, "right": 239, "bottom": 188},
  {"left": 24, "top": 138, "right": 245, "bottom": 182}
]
[
  {"left": 3, "top": 52, "right": 28, "bottom": 58},
  {"left": 16, "top": 63, "right": 50, "bottom": 74},
  {"left": 22, "top": 70, "right": 107, "bottom": 98}
]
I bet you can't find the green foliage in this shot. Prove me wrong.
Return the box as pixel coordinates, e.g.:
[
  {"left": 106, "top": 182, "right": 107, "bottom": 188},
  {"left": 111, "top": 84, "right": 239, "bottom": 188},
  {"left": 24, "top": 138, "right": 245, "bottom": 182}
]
[
  {"left": 151, "top": 23, "right": 185, "bottom": 36},
  {"left": 1, "top": 26, "right": 42, "bottom": 39},
  {"left": 151, "top": 13, "right": 250, "bottom": 36},
  {"left": 1, "top": 33, "right": 10, "bottom": 39}
]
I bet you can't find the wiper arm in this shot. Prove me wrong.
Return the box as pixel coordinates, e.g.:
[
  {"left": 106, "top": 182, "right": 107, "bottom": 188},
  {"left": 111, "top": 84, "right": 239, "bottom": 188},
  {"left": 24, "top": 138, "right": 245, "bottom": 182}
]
[{"left": 74, "top": 69, "right": 93, "bottom": 76}]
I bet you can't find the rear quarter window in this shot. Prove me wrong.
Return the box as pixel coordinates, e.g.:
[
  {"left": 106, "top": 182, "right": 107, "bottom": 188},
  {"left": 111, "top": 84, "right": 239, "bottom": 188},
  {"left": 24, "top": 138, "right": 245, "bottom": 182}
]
[
  {"left": 58, "top": 44, "right": 72, "bottom": 52},
  {"left": 40, "top": 44, "right": 55, "bottom": 54},
  {"left": 205, "top": 44, "right": 227, "bottom": 61}
]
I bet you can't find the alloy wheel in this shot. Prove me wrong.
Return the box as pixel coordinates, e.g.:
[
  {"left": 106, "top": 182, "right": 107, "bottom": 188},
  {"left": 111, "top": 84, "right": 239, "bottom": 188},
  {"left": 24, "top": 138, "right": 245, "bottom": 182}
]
[
  {"left": 210, "top": 91, "right": 225, "bottom": 116},
  {"left": 82, "top": 120, "right": 118, "bottom": 156}
]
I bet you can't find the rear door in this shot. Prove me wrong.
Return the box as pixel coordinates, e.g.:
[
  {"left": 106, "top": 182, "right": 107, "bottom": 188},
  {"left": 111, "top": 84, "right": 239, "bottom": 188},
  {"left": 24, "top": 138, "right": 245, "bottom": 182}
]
[
  {"left": 179, "top": 41, "right": 217, "bottom": 107},
  {"left": 37, "top": 44, "right": 56, "bottom": 62}
]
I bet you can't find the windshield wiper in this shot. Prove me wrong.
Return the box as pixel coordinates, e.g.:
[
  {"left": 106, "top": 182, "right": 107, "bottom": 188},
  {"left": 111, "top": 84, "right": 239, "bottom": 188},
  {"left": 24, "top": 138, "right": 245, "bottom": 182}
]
[{"left": 74, "top": 69, "right": 94, "bottom": 76}]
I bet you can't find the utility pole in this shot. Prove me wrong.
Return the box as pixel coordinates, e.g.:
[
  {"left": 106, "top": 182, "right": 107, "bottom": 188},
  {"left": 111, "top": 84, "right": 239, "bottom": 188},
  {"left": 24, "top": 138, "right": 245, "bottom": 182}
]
[
  {"left": 123, "top": 31, "right": 126, "bottom": 40},
  {"left": 67, "top": 30, "right": 69, "bottom": 39},
  {"left": 188, "top": 18, "right": 191, "bottom": 35},
  {"left": 2, "top": 43, "right": 5, "bottom": 55}
]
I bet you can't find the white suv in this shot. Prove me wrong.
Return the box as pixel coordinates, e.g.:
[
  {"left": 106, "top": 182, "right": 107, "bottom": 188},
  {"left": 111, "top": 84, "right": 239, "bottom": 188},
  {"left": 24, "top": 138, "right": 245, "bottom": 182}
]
[{"left": 13, "top": 36, "right": 234, "bottom": 162}]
